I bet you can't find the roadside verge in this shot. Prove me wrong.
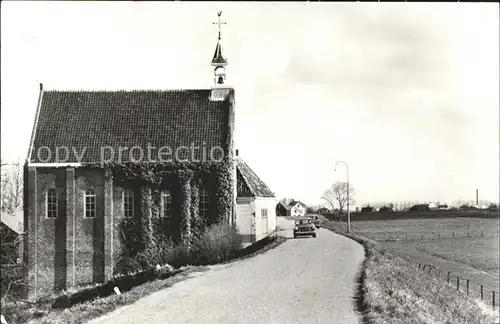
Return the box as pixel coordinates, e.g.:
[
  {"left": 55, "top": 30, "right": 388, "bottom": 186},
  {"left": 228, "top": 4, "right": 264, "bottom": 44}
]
[{"left": 322, "top": 222, "right": 497, "bottom": 324}]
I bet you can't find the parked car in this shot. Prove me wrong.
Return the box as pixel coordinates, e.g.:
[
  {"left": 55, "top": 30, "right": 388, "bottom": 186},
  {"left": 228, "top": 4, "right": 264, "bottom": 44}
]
[{"left": 293, "top": 217, "right": 316, "bottom": 238}]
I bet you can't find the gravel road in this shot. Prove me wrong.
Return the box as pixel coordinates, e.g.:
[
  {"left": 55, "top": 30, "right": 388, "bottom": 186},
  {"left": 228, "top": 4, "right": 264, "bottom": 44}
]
[{"left": 88, "top": 228, "right": 365, "bottom": 324}]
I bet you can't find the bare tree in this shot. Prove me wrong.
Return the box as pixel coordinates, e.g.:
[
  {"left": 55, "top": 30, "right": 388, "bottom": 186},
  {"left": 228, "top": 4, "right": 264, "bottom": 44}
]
[
  {"left": 321, "top": 181, "right": 355, "bottom": 216},
  {"left": 278, "top": 197, "right": 294, "bottom": 206},
  {"left": 1, "top": 161, "right": 26, "bottom": 301},
  {"left": 401, "top": 201, "right": 412, "bottom": 210},
  {"left": 1, "top": 160, "right": 24, "bottom": 214}
]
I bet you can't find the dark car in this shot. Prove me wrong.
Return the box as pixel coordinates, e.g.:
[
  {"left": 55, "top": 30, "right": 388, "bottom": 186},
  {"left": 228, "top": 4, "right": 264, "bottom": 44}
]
[
  {"left": 293, "top": 217, "right": 317, "bottom": 238},
  {"left": 309, "top": 215, "right": 321, "bottom": 228}
]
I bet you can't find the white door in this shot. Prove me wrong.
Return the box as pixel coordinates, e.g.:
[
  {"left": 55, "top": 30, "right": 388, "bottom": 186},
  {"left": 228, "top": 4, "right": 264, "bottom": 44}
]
[{"left": 236, "top": 204, "right": 253, "bottom": 243}]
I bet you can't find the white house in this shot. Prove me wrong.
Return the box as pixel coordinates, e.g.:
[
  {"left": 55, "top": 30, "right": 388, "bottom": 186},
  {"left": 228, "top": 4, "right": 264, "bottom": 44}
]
[
  {"left": 289, "top": 201, "right": 307, "bottom": 217},
  {"left": 235, "top": 153, "right": 277, "bottom": 246}
]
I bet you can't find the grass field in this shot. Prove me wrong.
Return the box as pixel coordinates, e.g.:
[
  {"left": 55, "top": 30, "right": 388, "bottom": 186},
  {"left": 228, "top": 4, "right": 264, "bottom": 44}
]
[
  {"left": 350, "top": 218, "right": 500, "bottom": 240},
  {"left": 325, "top": 217, "right": 500, "bottom": 291},
  {"left": 413, "top": 237, "right": 499, "bottom": 275}
]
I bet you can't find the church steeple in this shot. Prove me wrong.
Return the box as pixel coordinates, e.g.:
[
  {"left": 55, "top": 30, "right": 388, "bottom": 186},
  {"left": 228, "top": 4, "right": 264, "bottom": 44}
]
[{"left": 211, "top": 11, "right": 228, "bottom": 87}]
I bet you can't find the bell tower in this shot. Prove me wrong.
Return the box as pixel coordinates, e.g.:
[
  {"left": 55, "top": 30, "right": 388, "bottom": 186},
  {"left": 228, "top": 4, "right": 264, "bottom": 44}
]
[{"left": 211, "top": 11, "right": 228, "bottom": 87}]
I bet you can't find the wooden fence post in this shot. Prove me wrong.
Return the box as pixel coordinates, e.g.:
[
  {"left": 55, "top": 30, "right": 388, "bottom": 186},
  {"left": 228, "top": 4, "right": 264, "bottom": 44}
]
[
  {"left": 480, "top": 285, "right": 483, "bottom": 300},
  {"left": 493, "top": 291, "right": 496, "bottom": 307},
  {"left": 428, "top": 265, "right": 432, "bottom": 274},
  {"left": 466, "top": 279, "right": 469, "bottom": 296},
  {"left": 447, "top": 272, "right": 450, "bottom": 284},
  {"left": 453, "top": 231, "right": 455, "bottom": 238},
  {"left": 423, "top": 264, "right": 426, "bottom": 271},
  {"left": 457, "top": 277, "right": 460, "bottom": 291},
  {"left": 418, "top": 263, "right": 421, "bottom": 269}
]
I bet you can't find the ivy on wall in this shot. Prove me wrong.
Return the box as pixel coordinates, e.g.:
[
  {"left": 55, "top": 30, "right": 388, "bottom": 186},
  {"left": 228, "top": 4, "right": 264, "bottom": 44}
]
[{"left": 98, "top": 160, "right": 234, "bottom": 274}]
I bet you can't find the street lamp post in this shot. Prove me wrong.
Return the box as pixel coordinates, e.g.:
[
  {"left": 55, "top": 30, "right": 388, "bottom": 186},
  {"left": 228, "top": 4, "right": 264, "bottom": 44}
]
[{"left": 334, "top": 161, "right": 351, "bottom": 233}]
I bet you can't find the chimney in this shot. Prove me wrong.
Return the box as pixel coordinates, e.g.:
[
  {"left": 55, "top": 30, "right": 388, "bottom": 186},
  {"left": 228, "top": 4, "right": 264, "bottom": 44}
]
[
  {"left": 39, "top": 83, "right": 43, "bottom": 91},
  {"left": 210, "top": 87, "right": 230, "bottom": 101},
  {"left": 235, "top": 149, "right": 239, "bottom": 157},
  {"left": 476, "top": 189, "right": 479, "bottom": 206}
]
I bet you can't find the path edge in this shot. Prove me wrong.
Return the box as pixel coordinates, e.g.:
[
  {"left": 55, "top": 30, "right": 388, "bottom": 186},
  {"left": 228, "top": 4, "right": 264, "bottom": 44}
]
[{"left": 323, "top": 226, "right": 373, "bottom": 324}]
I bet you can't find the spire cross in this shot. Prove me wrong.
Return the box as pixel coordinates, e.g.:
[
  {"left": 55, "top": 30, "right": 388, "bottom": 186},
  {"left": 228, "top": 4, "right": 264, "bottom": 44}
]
[{"left": 212, "top": 11, "right": 227, "bottom": 40}]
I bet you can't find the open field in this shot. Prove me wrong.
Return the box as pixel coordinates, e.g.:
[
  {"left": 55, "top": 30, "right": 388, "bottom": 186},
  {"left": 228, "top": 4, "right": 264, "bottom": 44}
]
[
  {"left": 337, "top": 210, "right": 500, "bottom": 221},
  {"left": 325, "top": 217, "right": 500, "bottom": 292},
  {"left": 350, "top": 217, "right": 500, "bottom": 240},
  {"left": 413, "top": 237, "right": 499, "bottom": 275}
]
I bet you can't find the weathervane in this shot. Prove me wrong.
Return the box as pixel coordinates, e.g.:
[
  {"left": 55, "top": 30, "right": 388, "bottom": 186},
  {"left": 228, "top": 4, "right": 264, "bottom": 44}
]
[{"left": 212, "top": 10, "right": 227, "bottom": 41}]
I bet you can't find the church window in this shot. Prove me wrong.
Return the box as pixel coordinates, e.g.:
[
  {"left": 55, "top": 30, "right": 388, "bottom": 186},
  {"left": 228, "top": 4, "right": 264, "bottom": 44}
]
[
  {"left": 84, "top": 189, "right": 96, "bottom": 218},
  {"left": 161, "top": 189, "right": 172, "bottom": 218},
  {"left": 199, "top": 188, "right": 209, "bottom": 219},
  {"left": 123, "top": 189, "right": 134, "bottom": 218},
  {"left": 46, "top": 189, "right": 57, "bottom": 219}
]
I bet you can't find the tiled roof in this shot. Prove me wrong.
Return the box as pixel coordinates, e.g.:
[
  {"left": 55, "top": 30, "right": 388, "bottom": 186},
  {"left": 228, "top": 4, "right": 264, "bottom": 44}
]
[
  {"left": 289, "top": 201, "right": 307, "bottom": 208},
  {"left": 29, "top": 89, "right": 233, "bottom": 163},
  {"left": 236, "top": 157, "right": 275, "bottom": 198},
  {"left": 278, "top": 201, "right": 291, "bottom": 210}
]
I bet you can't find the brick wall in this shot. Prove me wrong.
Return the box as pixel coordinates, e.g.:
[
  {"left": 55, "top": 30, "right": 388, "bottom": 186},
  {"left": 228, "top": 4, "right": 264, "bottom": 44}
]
[
  {"left": 73, "top": 168, "right": 105, "bottom": 286},
  {"left": 25, "top": 166, "right": 231, "bottom": 296},
  {"left": 34, "top": 168, "right": 67, "bottom": 293}
]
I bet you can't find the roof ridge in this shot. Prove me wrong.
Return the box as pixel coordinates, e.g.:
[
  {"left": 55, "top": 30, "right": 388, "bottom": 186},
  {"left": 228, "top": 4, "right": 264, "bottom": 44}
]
[{"left": 43, "top": 88, "right": 219, "bottom": 93}]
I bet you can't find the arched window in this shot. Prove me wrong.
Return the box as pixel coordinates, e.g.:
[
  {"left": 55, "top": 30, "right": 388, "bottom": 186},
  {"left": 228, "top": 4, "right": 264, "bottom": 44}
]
[
  {"left": 84, "top": 189, "right": 96, "bottom": 218},
  {"left": 199, "top": 188, "right": 209, "bottom": 219},
  {"left": 123, "top": 189, "right": 134, "bottom": 218},
  {"left": 161, "top": 190, "right": 172, "bottom": 218},
  {"left": 46, "top": 189, "right": 57, "bottom": 219}
]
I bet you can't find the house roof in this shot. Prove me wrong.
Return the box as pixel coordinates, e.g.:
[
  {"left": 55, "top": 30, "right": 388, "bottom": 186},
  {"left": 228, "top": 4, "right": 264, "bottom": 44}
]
[
  {"left": 28, "top": 89, "right": 233, "bottom": 163},
  {"left": 278, "top": 201, "right": 291, "bottom": 210},
  {"left": 236, "top": 157, "right": 275, "bottom": 198},
  {"left": 0, "top": 210, "right": 24, "bottom": 235},
  {"left": 289, "top": 201, "right": 307, "bottom": 208}
]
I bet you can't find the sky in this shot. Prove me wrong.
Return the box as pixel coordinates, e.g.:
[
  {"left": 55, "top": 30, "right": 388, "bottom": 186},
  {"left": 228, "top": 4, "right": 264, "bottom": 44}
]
[{"left": 1, "top": 2, "right": 499, "bottom": 207}]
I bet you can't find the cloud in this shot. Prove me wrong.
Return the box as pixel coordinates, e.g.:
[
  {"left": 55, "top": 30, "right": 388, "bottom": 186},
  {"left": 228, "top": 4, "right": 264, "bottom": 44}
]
[{"left": 286, "top": 5, "right": 455, "bottom": 94}]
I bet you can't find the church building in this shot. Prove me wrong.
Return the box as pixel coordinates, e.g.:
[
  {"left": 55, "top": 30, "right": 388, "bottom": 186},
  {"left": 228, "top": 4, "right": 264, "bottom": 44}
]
[{"left": 23, "top": 12, "right": 276, "bottom": 296}]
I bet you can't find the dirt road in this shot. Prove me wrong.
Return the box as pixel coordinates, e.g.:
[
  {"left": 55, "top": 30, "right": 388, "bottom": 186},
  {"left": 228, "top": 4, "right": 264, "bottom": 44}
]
[{"left": 88, "top": 228, "right": 365, "bottom": 324}]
